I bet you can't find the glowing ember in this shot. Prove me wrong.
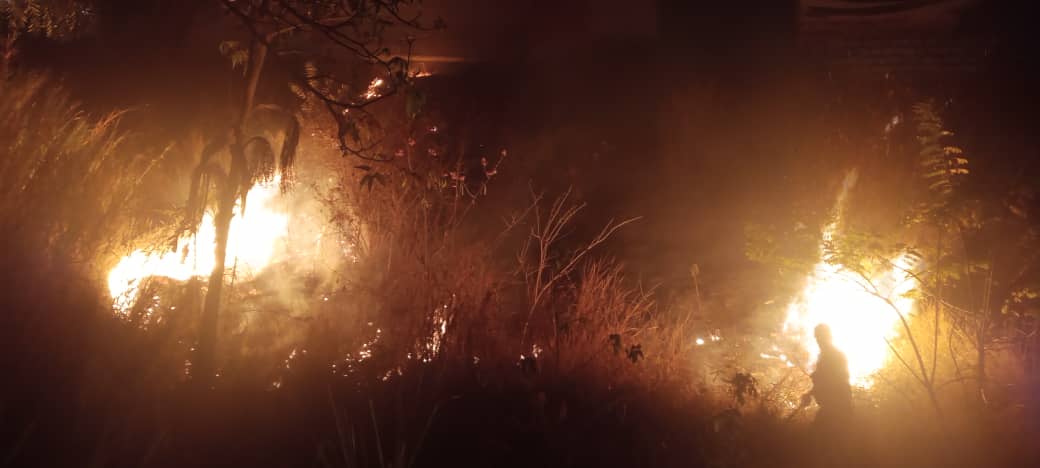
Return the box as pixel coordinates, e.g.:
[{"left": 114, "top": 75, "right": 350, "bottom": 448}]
[
  {"left": 107, "top": 179, "right": 288, "bottom": 314},
  {"left": 363, "top": 77, "right": 384, "bottom": 100},
  {"left": 781, "top": 172, "right": 918, "bottom": 387}
]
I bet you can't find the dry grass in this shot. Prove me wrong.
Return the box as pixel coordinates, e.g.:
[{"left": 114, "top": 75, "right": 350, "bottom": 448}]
[
  {"left": 0, "top": 74, "right": 164, "bottom": 276},
  {"left": 0, "top": 75, "right": 1037, "bottom": 468}
]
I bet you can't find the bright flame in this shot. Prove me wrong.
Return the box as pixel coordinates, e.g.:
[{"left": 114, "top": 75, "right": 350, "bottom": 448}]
[
  {"left": 783, "top": 249, "right": 918, "bottom": 387},
  {"left": 781, "top": 172, "right": 917, "bottom": 387},
  {"left": 363, "top": 77, "right": 384, "bottom": 100},
  {"left": 107, "top": 179, "right": 288, "bottom": 314}
]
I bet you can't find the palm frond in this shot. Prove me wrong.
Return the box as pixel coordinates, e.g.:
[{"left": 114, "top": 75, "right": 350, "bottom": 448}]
[
  {"left": 249, "top": 104, "right": 300, "bottom": 192},
  {"left": 185, "top": 163, "right": 228, "bottom": 233},
  {"left": 243, "top": 135, "right": 276, "bottom": 184}
]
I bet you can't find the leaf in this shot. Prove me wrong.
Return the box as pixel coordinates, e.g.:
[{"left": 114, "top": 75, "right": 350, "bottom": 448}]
[
  {"left": 303, "top": 61, "right": 318, "bottom": 79},
  {"left": 279, "top": 114, "right": 300, "bottom": 191},
  {"left": 243, "top": 136, "right": 276, "bottom": 184},
  {"left": 359, "top": 172, "right": 387, "bottom": 192},
  {"left": 218, "top": 41, "right": 241, "bottom": 56},
  {"left": 626, "top": 344, "right": 644, "bottom": 363},
  {"left": 923, "top": 169, "right": 949, "bottom": 179},
  {"left": 245, "top": 104, "right": 300, "bottom": 191},
  {"left": 218, "top": 41, "right": 249, "bottom": 74},
  {"left": 288, "top": 82, "right": 307, "bottom": 100},
  {"left": 339, "top": 118, "right": 361, "bottom": 144}
]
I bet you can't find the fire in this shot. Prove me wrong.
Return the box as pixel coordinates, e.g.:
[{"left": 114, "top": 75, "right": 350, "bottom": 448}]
[
  {"left": 363, "top": 77, "right": 384, "bottom": 100},
  {"left": 783, "top": 246, "right": 918, "bottom": 387},
  {"left": 781, "top": 172, "right": 918, "bottom": 387},
  {"left": 107, "top": 178, "right": 289, "bottom": 314}
]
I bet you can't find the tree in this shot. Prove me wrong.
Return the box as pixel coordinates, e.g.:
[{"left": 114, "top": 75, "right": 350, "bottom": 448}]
[
  {"left": 217, "top": 0, "right": 437, "bottom": 160},
  {"left": 1, "top": 0, "right": 94, "bottom": 77},
  {"left": 745, "top": 100, "right": 972, "bottom": 421},
  {"left": 185, "top": 104, "right": 298, "bottom": 383},
  {"left": 817, "top": 101, "right": 1039, "bottom": 414},
  {"left": 189, "top": 0, "right": 434, "bottom": 381}
]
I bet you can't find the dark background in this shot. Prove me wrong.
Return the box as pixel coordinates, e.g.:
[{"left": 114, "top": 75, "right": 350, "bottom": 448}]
[
  {"left": 16, "top": 0, "right": 1039, "bottom": 309},
  {"left": 5, "top": 1, "right": 1040, "bottom": 466}
]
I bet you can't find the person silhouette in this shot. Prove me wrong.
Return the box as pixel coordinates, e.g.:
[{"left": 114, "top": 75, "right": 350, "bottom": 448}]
[
  {"left": 796, "top": 324, "right": 858, "bottom": 466},
  {"left": 801, "top": 324, "right": 853, "bottom": 431}
]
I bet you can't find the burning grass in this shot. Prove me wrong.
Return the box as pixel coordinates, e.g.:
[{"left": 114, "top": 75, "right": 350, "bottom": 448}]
[
  {"left": 108, "top": 177, "right": 289, "bottom": 315},
  {"left": 0, "top": 72, "right": 1037, "bottom": 468}
]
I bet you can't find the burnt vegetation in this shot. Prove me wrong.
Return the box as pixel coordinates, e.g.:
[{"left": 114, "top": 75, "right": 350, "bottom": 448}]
[{"left": 1, "top": 1, "right": 1039, "bottom": 467}]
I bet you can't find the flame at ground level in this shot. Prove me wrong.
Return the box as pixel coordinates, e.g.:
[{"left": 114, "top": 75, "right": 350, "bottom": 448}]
[
  {"left": 108, "top": 180, "right": 288, "bottom": 314},
  {"left": 778, "top": 170, "right": 918, "bottom": 388},
  {"left": 782, "top": 240, "right": 917, "bottom": 388}
]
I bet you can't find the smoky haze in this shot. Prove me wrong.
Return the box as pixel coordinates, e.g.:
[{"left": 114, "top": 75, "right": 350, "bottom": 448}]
[
  {"left": 4, "top": 1, "right": 1040, "bottom": 467},
  {"left": 17, "top": 0, "right": 1036, "bottom": 307}
]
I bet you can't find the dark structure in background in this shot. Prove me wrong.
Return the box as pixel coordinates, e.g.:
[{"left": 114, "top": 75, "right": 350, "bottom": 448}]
[
  {"left": 399, "top": 1, "right": 1032, "bottom": 292},
  {"left": 410, "top": 1, "right": 1006, "bottom": 76},
  {"left": 799, "top": 0, "right": 987, "bottom": 75},
  {"left": 405, "top": 0, "right": 658, "bottom": 74}
]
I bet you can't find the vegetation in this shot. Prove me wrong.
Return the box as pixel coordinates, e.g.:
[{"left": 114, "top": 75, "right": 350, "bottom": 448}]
[{"left": 0, "top": 1, "right": 1038, "bottom": 467}]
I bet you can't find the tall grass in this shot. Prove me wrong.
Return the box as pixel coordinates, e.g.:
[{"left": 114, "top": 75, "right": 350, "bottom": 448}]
[
  {"left": 0, "top": 74, "right": 1035, "bottom": 467},
  {"left": 0, "top": 73, "right": 162, "bottom": 274},
  {"left": 0, "top": 73, "right": 180, "bottom": 467}
]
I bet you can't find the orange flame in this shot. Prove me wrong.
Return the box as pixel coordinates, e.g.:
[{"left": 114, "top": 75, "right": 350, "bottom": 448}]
[
  {"left": 781, "top": 171, "right": 917, "bottom": 387},
  {"left": 107, "top": 179, "right": 288, "bottom": 314}
]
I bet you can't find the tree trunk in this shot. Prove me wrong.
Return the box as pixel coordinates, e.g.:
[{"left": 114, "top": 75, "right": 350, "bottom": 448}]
[
  {"left": 195, "top": 193, "right": 235, "bottom": 384},
  {"left": 193, "top": 36, "right": 267, "bottom": 385},
  {"left": 240, "top": 41, "right": 267, "bottom": 124}
]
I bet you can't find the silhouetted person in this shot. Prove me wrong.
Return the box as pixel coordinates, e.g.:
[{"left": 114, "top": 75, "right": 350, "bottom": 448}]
[
  {"left": 801, "top": 324, "right": 853, "bottom": 430},
  {"left": 801, "top": 324, "right": 855, "bottom": 466}
]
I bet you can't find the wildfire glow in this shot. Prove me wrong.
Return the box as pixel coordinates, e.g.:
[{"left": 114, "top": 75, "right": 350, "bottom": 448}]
[
  {"left": 781, "top": 172, "right": 918, "bottom": 388},
  {"left": 363, "top": 77, "right": 384, "bottom": 100},
  {"left": 107, "top": 179, "right": 289, "bottom": 314}
]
